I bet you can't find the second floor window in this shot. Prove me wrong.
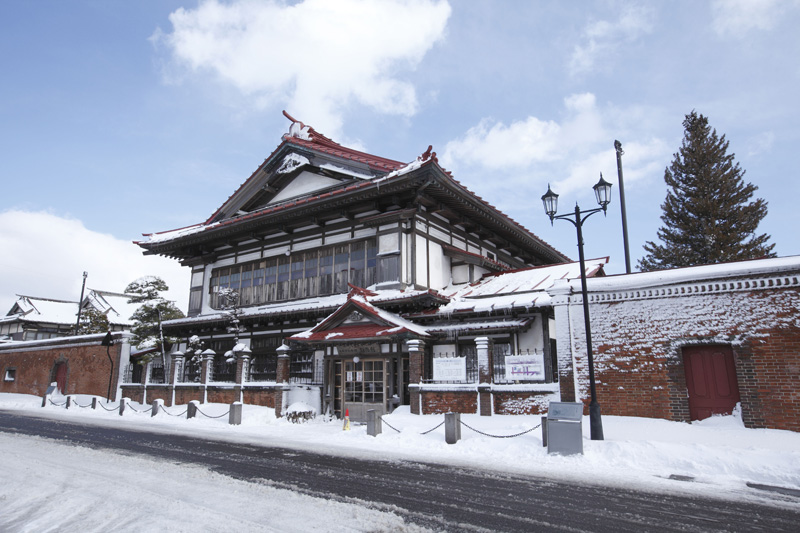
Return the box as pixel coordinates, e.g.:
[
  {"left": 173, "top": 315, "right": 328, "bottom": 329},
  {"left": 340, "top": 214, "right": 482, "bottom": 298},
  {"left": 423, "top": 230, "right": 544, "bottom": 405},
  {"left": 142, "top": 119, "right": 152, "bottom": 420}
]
[{"left": 209, "top": 238, "right": 381, "bottom": 309}]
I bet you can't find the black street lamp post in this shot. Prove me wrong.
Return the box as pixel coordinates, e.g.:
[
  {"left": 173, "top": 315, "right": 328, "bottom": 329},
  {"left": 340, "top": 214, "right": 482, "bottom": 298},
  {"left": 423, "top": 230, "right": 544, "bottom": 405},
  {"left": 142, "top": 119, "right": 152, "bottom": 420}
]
[
  {"left": 101, "top": 331, "right": 115, "bottom": 403},
  {"left": 542, "top": 174, "right": 612, "bottom": 440}
]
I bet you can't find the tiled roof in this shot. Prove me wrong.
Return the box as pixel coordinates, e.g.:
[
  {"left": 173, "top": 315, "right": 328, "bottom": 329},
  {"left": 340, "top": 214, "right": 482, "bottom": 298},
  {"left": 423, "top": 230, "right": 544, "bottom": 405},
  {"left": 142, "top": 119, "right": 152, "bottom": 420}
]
[{"left": 290, "top": 323, "right": 417, "bottom": 342}]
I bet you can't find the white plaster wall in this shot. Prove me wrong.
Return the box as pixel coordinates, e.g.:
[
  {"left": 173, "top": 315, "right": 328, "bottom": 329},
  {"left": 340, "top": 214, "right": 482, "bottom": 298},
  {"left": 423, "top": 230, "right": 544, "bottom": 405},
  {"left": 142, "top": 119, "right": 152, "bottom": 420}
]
[
  {"left": 415, "top": 234, "right": 428, "bottom": 287},
  {"left": 428, "top": 241, "right": 449, "bottom": 290},
  {"left": 452, "top": 264, "right": 470, "bottom": 285},
  {"left": 517, "top": 318, "right": 544, "bottom": 353}
]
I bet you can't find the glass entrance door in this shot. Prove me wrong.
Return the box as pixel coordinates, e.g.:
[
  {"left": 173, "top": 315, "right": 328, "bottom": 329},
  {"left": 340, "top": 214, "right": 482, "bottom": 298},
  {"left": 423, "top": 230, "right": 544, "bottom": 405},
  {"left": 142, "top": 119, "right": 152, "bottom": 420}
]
[{"left": 343, "top": 359, "right": 385, "bottom": 422}]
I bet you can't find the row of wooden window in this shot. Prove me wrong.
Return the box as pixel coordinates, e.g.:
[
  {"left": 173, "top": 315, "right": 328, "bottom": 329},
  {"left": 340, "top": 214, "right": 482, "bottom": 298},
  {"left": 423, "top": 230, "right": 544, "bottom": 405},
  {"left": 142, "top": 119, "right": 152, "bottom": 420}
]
[{"left": 208, "top": 239, "right": 400, "bottom": 308}]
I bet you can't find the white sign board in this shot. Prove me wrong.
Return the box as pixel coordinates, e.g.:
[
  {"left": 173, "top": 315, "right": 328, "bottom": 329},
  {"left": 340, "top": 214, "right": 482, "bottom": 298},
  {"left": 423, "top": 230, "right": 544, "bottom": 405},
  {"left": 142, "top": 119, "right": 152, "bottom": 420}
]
[
  {"left": 505, "top": 353, "right": 545, "bottom": 381},
  {"left": 433, "top": 357, "right": 467, "bottom": 381}
]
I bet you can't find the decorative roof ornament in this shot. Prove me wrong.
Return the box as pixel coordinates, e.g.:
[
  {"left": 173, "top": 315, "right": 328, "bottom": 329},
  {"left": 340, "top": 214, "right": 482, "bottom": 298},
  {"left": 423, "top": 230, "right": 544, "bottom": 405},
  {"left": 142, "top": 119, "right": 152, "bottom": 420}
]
[
  {"left": 419, "top": 145, "right": 438, "bottom": 164},
  {"left": 283, "top": 110, "right": 312, "bottom": 141},
  {"left": 347, "top": 284, "right": 378, "bottom": 300}
]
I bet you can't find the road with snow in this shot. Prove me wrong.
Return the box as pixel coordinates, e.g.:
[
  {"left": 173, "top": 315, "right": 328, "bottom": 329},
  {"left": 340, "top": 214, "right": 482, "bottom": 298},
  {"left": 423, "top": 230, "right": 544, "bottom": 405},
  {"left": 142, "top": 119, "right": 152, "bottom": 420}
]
[{"left": 2, "top": 411, "right": 799, "bottom": 532}]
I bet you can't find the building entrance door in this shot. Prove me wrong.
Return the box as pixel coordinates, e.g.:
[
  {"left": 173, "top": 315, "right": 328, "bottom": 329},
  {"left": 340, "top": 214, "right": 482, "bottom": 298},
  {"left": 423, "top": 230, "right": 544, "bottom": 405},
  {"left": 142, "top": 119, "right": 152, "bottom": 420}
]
[
  {"left": 54, "top": 362, "right": 67, "bottom": 394},
  {"left": 342, "top": 359, "right": 385, "bottom": 422},
  {"left": 683, "top": 345, "right": 741, "bottom": 421}
]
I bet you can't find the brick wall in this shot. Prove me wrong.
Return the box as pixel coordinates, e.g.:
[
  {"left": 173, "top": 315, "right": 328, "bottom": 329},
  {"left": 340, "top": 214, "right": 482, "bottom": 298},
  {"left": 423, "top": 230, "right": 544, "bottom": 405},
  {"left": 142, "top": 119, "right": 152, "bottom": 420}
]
[
  {"left": 174, "top": 386, "right": 203, "bottom": 405},
  {"left": 0, "top": 335, "right": 125, "bottom": 400},
  {"left": 420, "top": 389, "right": 477, "bottom": 414},
  {"left": 207, "top": 387, "right": 237, "bottom": 404},
  {"left": 243, "top": 387, "right": 277, "bottom": 407},
  {"left": 555, "top": 280, "right": 800, "bottom": 432},
  {"left": 120, "top": 385, "right": 144, "bottom": 403},
  {"left": 146, "top": 385, "right": 171, "bottom": 405},
  {"left": 493, "top": 391, "right": 555, "bottom": 415}
]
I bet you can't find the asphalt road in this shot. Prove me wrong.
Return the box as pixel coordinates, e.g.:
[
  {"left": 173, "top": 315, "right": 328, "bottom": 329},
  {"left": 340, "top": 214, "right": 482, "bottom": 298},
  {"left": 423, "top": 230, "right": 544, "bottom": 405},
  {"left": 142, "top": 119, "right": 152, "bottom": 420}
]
[{"left": 1, "top": 410, "right": 798, "bottom": 532}]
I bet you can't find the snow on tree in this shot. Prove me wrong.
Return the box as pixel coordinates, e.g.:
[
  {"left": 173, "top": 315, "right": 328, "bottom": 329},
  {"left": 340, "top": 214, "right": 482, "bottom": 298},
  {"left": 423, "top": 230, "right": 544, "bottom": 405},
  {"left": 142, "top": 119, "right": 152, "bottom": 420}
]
[
  {"left": 76, "top": 306, "right": 109, "bottom": 335},
  {"left": 125, "top": 276, "right": 185, "bottom": 360},
  {"left": 638, "top": 111, "right": 775, "bottom": 271}
]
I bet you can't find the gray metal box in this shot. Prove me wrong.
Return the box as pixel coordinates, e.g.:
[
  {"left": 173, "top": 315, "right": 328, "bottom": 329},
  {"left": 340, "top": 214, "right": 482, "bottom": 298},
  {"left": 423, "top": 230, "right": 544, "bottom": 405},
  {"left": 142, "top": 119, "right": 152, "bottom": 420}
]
[{"left": 546, "top": 402, "right": 584, "bottom": 455}]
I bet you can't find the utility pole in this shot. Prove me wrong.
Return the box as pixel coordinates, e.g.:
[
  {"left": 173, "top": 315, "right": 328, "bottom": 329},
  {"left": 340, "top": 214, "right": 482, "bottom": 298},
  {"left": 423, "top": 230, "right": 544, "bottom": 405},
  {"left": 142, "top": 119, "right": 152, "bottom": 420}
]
[
  {"left": 74, "top": 271, "right": 88, "bottom": 335},
  {"left": 614, "top": 140, "right": 632, "bottom": 273}
]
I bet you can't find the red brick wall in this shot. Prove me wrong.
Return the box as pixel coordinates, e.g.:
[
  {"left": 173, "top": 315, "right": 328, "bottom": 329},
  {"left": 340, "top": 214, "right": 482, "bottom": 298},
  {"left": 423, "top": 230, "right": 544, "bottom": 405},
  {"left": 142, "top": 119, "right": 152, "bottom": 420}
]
[
  {"left": 493, "top": 391, "right": 554, "bottom": 415},
  {"left": 146, "top": 386, "right": 170, "bottom": 405},
  {"left": 1, "top": 340, "right": 122, "bottom": 399},
  {"left": 243, "top": 388, "right": 277, "bottom": 407},
  {"left": 174, "top": 386, "right": 203, "bottom": 405},
  {"left": 207, "top": 387, "right": 237, "bottom": 404},
  {"left": 120, "top": 385, "right": 144, "bottom": 403},
  {"left": 567, "top": 286, "right": 800, "bottom": 431},
  {"left": 421, "top": 390, "right": 477, "bottom": 414}
]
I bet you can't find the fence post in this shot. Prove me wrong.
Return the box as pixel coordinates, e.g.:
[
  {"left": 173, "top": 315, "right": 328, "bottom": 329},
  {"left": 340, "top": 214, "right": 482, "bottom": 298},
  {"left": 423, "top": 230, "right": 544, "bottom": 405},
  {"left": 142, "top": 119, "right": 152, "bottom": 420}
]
[
  {"left": 367, "top": 409, "right": 382, "bottom": 437},
  {"left": 66, "top": 396, "right": 71, "bottom": 409},
  {"left": 41, "top": 394, "right": 47, "bottom": 408},
  {"left": 119, "top": 397, "right": 127, "bottom": 416},
  {"left": 229, "top": 401, "right": 242, "bottom": 425},
  {"left": 187, "top": 400, "right": 198, "bottom": 419},
  {"left": 541, "top": 416, "right": 548, "bottom": 447},
  {"left": 152, "top": 398, "right": 163, "bottom": 417},
  {"left": 445, "top": 412, "right": 461, "bottom": 444},
  {"left": 92, "top": 397, "right": 98, "bottom": 410}
]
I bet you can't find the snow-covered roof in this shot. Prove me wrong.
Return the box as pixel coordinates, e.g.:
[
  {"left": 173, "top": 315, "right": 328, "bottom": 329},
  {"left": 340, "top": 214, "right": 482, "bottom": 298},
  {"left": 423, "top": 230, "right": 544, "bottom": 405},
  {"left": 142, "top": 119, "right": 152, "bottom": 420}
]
[
  {"left": 162, "top": 293, "right": 350, "bottom": 328},
  {"left": 435, "top": 258, "right": 608, "bottom": 314},
  {"left": 1, "top": 296, "right": 79, "bottom": 325},
  {"left": 554, "top": 255, "right": 800, "bottom": 294},
  {"left": 289, "top": 294, "right": 429, "bottom": 342},
  {"left": 136, "top": 113, "right": 568, "bottom": 266},
  {"left": 1, "top": 289, "right": 137, "bottom": 328},
  {"left": 85, "top": 290, "right": 138, "bottom": 326}
]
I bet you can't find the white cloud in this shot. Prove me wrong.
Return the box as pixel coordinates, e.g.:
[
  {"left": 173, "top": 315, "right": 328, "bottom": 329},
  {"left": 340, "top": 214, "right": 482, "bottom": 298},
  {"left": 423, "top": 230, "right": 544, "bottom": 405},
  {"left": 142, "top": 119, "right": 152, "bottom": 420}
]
[
  {"left": 156, "top": 0, "right": 451, "bottom": 138},
  {"left": 0, "top": 210, "right": 190, "bottom": 317},
  {"left": 440, "top": 93, "right": 671, "bottom": 198},
  {"left": 711, "top": 0, "right": 800, "bottom": 36},
  {"left": 569, "top": 4, "right": 654, "bottom": 76}
]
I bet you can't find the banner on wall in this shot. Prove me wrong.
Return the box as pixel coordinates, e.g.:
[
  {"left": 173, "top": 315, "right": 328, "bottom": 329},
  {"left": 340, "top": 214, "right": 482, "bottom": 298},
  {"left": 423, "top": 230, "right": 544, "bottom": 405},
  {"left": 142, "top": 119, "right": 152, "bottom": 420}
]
[
  {"left": 433, "top": 357, "right": 467, "bottom": 381},
  {"left": 505, "top": 353, "right": 545, "bottom": 381}
]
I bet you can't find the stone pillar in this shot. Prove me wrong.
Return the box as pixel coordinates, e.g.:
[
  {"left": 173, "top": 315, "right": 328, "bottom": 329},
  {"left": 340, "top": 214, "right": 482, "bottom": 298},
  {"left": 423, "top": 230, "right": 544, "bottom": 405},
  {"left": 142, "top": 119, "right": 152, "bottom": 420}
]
[
  {"left": 169, "top": 351, "right": 184, "bottom": 407},
  {"left": 235, "top": 347, "right": 251, "bottom": 404},
  {"left": 200, "top": 349, "right": 216, "bottom": 405},
  {"left": 476, "top": 337, "right": 493, "bottom": 416},
  {"left": 200, "top": 349, "right": 216, "bottom": 385},
  {"left": 275, "top": 343, "right": 291, "bottom": 418},
  {"left": 141, "top": 360, "right": 151, "bottom": 404},
  {"left": 407, "top": 339, "right": 425, "bottom": 415}
]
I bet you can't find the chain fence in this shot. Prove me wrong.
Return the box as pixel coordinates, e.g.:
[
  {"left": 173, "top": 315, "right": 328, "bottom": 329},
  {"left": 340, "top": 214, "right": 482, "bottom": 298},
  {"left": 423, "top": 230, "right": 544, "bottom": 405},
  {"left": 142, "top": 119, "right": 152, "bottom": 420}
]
[
  {"left": 195, "top": 406, "right": 231, "bottom": 419},
  {"left": 460, "top": 420, "right": 542, "bottom": 439},
  {"left": 380, "top": 415, "right": 541, "bottom": 439},
  {"left": 160, "top": 406, "right": 189, "bottom": 417}
]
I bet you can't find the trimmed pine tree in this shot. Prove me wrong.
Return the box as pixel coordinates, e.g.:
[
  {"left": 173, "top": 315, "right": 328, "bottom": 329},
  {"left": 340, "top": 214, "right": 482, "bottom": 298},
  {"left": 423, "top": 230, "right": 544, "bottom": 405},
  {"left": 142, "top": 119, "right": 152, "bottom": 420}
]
[{"left": 638, "top": 111, "right": 775, "bottom": 271}]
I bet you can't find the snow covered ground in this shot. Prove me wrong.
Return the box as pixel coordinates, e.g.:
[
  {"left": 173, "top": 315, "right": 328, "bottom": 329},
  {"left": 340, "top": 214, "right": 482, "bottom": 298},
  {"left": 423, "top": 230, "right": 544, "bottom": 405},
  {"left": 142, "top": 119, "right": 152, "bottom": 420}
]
[{"left": 1, "top": 392, "right": 799, "bottom": 532}]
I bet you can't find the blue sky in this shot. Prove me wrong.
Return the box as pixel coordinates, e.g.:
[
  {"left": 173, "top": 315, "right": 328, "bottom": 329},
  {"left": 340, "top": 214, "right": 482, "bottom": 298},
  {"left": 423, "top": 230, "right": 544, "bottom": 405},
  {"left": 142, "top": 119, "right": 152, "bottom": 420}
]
[{"left": 2, "top": 0, "right": 799, "bottom": 313}]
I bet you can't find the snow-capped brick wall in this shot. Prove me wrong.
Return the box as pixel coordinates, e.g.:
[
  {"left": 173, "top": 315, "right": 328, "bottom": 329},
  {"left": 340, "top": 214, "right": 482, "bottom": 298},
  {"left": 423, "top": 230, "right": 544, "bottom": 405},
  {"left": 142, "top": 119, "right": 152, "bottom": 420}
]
[
  {"left": 553, "top": 275, "right": 800, "bottom": 432},
  {"left": 0, "top": 335, "right": 127, "bottom": 400},
  {"left": 493, "top": 391, "right": 558, "bottom": 416},
  {"left": 242, "top": 388, "right": 277, "bottom": 408},
  {"left": 419, "top": 389, "right": 478, "bottom": 415},
  {"left": 174, "top": 386, "right": 205, "bottom": 405}
]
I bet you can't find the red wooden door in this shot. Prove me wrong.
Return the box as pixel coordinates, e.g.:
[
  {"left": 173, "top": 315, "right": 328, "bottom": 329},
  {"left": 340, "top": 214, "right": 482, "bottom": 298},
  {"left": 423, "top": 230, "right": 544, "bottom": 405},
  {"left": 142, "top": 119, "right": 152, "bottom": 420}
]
[
  {"left": 54, "top": 363, "right": 67, "bottom": 393},
  {"left": 683, "top": 346, "right": 740, "bottom": 421}
]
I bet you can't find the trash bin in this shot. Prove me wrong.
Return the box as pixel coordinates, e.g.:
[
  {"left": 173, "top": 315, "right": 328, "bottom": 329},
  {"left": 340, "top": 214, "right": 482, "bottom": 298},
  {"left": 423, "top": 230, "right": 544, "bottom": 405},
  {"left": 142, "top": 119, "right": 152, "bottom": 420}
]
[{"left": 546, "top": 402, "right": 583, "bottom": 456}]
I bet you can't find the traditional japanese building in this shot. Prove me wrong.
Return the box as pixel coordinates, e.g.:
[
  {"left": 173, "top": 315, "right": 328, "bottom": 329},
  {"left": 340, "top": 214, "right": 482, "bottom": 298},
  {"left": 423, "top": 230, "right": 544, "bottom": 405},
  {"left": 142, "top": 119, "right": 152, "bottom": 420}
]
[
  {"left": 134, "top": 113, "right": 605, "bottom": 420},
  {"left": 0, "top": 290, "right": 136, "bottom": 342}
]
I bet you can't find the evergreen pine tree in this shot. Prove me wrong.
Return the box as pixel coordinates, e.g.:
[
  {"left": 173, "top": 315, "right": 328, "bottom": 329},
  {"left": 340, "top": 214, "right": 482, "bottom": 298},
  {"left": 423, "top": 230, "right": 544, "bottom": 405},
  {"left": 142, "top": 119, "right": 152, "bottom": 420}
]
[
  {"left": 76, "top": 306, "right": 110, "bottom": 335},
  {"left": 638, "top": 111, "right": 775, "bottom": 271},
  {"left": 125, "top": 276, "right": 185, "bottom": 360}
]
